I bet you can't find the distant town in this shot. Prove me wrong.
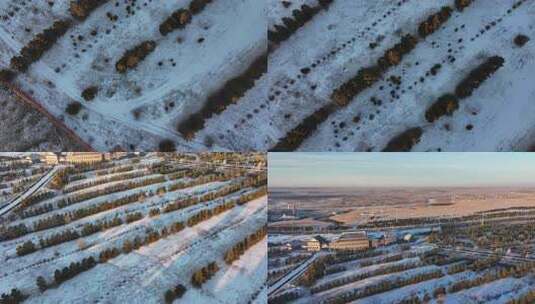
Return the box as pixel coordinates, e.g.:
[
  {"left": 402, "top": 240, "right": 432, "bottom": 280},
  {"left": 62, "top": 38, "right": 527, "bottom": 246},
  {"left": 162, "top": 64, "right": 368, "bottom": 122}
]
[{"left": 268, "top": 153, "right": 535, "bottom": 304}]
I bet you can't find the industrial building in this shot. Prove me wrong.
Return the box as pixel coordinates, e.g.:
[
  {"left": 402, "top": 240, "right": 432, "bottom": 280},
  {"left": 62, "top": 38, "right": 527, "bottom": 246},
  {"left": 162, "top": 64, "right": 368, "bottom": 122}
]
[
  {"left": 63, "top": 152, "right": 103, "bottom": 164},
  {"left": 330, "top": 231, "right": 370, "bottom": 251}
]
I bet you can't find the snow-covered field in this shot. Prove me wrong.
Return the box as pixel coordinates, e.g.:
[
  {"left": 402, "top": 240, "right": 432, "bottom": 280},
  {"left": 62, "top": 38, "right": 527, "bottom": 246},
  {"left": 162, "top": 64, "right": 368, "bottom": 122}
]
[
  {"left": 0, "top": 153, "right": 267, "bottom": 303},
  {"left": 2, "top": 1, "right": 534, "bottom": 151},
  {"left": 268, "top": 233, "right": 535, "bottom": 304},
  {"left": 248, "top": 0, "right": 535, "bottom": 151},
  {"left": 0, "top": 0, "right": 266, "bottom": 151}
]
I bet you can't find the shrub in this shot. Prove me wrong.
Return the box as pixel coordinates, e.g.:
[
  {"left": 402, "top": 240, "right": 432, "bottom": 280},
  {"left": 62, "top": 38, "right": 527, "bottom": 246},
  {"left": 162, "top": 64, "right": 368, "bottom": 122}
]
[
  {"left": 514, "top": 34, "right": 530, "bottom": 47},
  {"left": 418, "top": 7, "right": 452, "bottom": 38},
  {"left": 164, "top": 284, "right": 186, "bottom": 303},
  {"left": 81, "top": 86, "right": 99, "bottom": 101},
  {"left": 383, "top": 127, "right": 423, "bottom": 152},
  {"left": 0, "top": 289, "right": 25, "bottom": 304},
  {"left": 159, "top": 9, "right": 192, "bottom": 36},
  {"left": 116, "top": 41, "right": 156, "bottom": 73},
  {"left": 149, "top": 208, "right": 161, "bottom": 217},
  {"left": 70, "top": 0, "right": 109, "bottom": 20},
  {"left": 66, "top": 102, "right": 82, "bottom": 115},
  {"left": 126, "top": 212, "right": 143, "bottom": 223},
  {"left": 425, "top": 94, "right": 459, "bottom": 122},
  {"left": 0, "top": 69, "right": 16, "bottom": 83},
  {"left": 455, "top": 0, "right": 473, "bottom": 11},
  {"left": 16, "top": 240, "right": 37, "bottom": 256},
  {"left": 36, "top": 276, "right": 48, "bottom": 292},
  {"left": 191, "top": 262, "right": 219, "bottom": 287}
]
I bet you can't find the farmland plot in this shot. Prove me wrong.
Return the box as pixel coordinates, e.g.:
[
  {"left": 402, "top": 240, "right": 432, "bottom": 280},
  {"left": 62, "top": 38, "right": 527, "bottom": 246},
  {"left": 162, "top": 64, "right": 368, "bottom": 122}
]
[{"left": 0, "top": 153, "right": 267, "bottom": 304}]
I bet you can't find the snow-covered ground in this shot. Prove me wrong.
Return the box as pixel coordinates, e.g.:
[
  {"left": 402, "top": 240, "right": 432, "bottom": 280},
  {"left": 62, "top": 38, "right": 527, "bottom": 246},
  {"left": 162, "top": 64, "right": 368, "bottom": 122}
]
[
  {"left": 269, "top": 233, "right": 535, "bottom": 304},
  {"left": 0, "top": 154, "right": 268, "bottom": 303},
  {"left": 0, "top": 0, "right": 266, "bottom": 151},
  {"left": 208, "top": 0, "right": 535, "bottom": 151}
]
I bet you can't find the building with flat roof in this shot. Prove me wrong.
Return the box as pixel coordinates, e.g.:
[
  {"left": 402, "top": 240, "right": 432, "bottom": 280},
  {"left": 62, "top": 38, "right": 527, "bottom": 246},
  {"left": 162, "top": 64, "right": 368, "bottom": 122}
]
[
  {"left": 40, "top": 152, "right": 58, "bottom": 165},
  {"left": 330, "top": 231, "right": 370, "bottom": 251},
  {"left": 63, "top": 152, "right": 103, "bottom": 164}
]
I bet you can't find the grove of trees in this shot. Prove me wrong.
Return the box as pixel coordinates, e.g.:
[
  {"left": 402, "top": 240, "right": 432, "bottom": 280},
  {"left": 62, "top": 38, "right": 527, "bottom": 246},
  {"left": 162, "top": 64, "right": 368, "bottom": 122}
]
[{"left": 224, "top": 226, "right": 266, "bottom": 264}]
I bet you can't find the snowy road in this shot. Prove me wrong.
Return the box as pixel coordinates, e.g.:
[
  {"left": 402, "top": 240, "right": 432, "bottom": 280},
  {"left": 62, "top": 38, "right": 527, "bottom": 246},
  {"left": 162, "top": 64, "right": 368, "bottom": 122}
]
[
  {"left": 0, "top": 166, "right": 60, "bottom": 217},
  {"left": 268, "top": 252, "right": 320, "bottom": 296}
]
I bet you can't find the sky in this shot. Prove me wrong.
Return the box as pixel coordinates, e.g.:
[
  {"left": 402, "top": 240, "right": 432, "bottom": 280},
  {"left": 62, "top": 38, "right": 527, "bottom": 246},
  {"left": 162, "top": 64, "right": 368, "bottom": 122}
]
[{"left": 268, "top": 153, "right": 535, "bottom": 188}]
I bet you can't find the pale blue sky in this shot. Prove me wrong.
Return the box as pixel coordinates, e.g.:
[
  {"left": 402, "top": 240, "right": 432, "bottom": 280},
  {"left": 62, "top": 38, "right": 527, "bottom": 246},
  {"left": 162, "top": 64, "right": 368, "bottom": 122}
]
[{"left": 268, "top": 153, "right": 535, "bottom": 188}]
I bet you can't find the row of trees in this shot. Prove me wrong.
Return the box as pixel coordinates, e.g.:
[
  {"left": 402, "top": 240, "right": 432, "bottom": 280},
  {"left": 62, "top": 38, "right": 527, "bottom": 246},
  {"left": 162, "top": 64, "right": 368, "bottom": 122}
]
[
  {"left": 186, "top": 201, "right": 235, "bottom": 227},
  {"left": 20, "top": 203, "right": 54, "bottom": 219},
  {"left": 312, "top": 260, "right": 422, "bottom": 294},
  {"left": 99, "top": 247, "right": 121, "bottom": 263},
  {"left": 13, "top": 190, "right": 55, "bottom": 215},
  {"left": 5, "top": 178, "right": 256, "bottom": 242},
  {"left": 16, "top": 240, "right": 37, "bottom": 256},
  {"left": 323, "top": 269, "right": 444, "bottom": 304},
  {"left": 455, "top": 0, "right": 473, "bottom": 11},
  {"left": 116, "top": 40, "right": 156, "bottom": 73},
  {"left": 166, "top": 173, "right": 223, "bottom": 193},
  {"left": 360, "top": 253, "right": 404, "bottom": 267},
  {"left": 177, "top": 52, "right": 267, "bottom": 139},
  {"left": 325, "top": 248, "right": 383, "bottom": 266},
  {"left": 69, "top": 0, "right": 109, "bottom": 20},
  {"left": 6, "top": 192, "right": 143, "bottom": 241},
  {"left": 0, "top": 224, "right": 28, "bottom": 241},
  {"left": 236, "top": 187, "right": 267, "bottom": 204},
  {"left": 0, "top": 289, "right": 25, "bottom": 304},
  {"left": 33, "top": 214, "right": 67, "bottom": 232},
  {"left": 268, "top": 1, "right": 333, "bottom": 44},
  {"left": 418, "top": 6, "right": 452, "bottom": 38},
  {"left": 224, "top": 226, "right": 266, "bottom": 264},
  {"left": 448, "top": 262, "right": 535, "bottom": 293},
  {"left": 159, "top": 9, "right": 192, "bottom": 36},
  {"left": 425, "top": 94, "right": 459, "bottom": 123},
  {"left": 10, "top": 20, "right": 71, "bottom": 72},
  {"left": 272, "top": 33, "right": 419, "bottom": 151},
  {"left": 126, "top": 212, "right": 143, "bottom": 223},
  {"left": 268, "top": 290, "right": 300, "bottom": 304},
  {"left": 159, "top": 0, "right": 215, "bottom": 36},
  {"left": 81, "top": 217, "right": 123, "bottom": 236},
  {"left": 163, "top": 174, "right": 265, "bottom": 214},
  {"left": 39, "top": 229, "right": 80, "bottom": 249},
  {"left": 16, "top": 216, "right": 127, "bottom": 256},
  {"left": 164, "top": 284, "right": 186, "bottom": 304},
  {"left": 56, "top": 175, "right": 165, "bottom": 209},
  {"left": 507, "top": 289, "right": 535, "bottom": 304},
  {"left": 455, "top": 56, "right": 505, "bottom": 98},
  {"left": 11, "top": 175, "right": 41, "bottom": 194},
  {"left": 191, "top": 262, "right": 219, "bottom": 287},
  {"left": 33, "top": 258, "right": 98, "bottom": 293},
  {"left": 63, "top": 170, "right": 146, "bottom": 193},
  {"left": 383, "top": 127, "right": 423, "bottom": 152},
  {"left": 54, "top": 257, "right": 97, "bottom": 285},
  {"left": 424, "top": 56, "right": 504, "bottom": 125},
  {"left": 94, "top": 164, "right": 135, "bottom": 176}
]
